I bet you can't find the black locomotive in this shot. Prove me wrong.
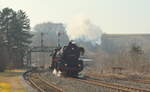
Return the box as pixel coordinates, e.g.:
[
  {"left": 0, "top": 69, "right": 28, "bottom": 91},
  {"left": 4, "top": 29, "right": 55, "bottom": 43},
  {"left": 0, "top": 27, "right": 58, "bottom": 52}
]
[{"left": 50, "top": 41, "right": 84, "bottom": 76}]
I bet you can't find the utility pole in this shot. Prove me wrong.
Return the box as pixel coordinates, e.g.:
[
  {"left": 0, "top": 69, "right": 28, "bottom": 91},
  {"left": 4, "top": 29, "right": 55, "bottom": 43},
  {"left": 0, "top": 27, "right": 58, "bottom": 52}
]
[
  {"left": 57, "top": 32, "right": 61, "bottom": 47},
  {"left": 41, "top": 32, "right": 44, "bottom": 49},
  {"left": 40, "top": 32, "right": 44, "bottom": 68}
]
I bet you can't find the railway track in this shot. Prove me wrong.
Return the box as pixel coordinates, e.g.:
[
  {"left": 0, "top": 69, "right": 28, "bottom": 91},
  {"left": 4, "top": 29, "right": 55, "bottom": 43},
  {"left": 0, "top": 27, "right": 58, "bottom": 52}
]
[
  {"left": 84, "top": 73, "right": 150, "bottom": 92},
  {"left": 87, "top": 72, "right": 150, "bottom": 85},
  {"left": 133, "top": 80, "right": 150, "bottom": 85},
  {"left": 68, "top": 76, "right": 150, "bottom": 92},
  {"left": 23, "top": 70, "right": 150, "bottom": 92},
  {"left": 23, "top": 71, "right": 64, "bottom": 92}
]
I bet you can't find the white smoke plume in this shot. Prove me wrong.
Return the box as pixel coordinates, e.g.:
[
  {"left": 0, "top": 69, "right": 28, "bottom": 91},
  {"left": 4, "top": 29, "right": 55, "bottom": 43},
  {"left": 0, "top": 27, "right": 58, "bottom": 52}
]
[{"left": 67, "top": 16, "right": 102, "bottom": 45}]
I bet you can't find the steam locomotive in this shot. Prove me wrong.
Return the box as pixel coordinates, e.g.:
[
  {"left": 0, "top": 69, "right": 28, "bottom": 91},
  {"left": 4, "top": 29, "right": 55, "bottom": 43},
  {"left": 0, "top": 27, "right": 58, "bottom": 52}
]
[{"left": 50, "top": 41, "right": 84, "bottom": 76}]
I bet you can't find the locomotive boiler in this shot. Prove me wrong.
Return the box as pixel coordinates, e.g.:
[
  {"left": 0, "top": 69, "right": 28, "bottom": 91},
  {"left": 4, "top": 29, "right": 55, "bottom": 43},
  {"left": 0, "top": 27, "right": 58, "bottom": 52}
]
[{"left": 50, "top": 41, "right": 84, "bottom": 77}]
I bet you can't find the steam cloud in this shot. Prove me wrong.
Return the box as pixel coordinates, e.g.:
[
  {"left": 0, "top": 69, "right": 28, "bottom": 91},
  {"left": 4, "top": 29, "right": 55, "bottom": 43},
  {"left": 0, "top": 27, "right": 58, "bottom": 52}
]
[{"left": 67, "top": 16, "right": 102, "bottom": 45}]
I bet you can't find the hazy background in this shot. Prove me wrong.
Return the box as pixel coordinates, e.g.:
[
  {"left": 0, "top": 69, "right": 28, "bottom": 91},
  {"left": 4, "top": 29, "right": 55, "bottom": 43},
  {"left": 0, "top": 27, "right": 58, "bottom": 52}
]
[
  {"left": 1, "top": 0, "right": 150, "bottom": 75},
  {"left": 1, "top": 0, "right": 150, "bottom": 34}
]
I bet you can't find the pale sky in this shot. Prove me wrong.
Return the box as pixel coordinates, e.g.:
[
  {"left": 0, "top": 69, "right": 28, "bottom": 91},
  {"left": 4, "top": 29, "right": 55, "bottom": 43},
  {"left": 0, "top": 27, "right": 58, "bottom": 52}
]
[{"left": 0, "top": 0, "right": 150, "bottom": 34}]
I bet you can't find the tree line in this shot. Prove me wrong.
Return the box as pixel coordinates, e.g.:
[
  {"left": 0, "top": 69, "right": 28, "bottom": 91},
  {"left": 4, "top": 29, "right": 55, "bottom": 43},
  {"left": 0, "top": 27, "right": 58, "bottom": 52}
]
[{"left": 0, "top": 7, "right": 33, "bottom": 71}]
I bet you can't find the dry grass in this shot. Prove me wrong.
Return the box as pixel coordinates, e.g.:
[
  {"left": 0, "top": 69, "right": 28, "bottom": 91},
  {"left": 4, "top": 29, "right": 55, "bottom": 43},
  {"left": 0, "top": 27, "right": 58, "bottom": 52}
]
[
  {"left": 0, "top": 69, "right": 27, "bottom": 92},
  {"left": 0, "top": 82, "right": 12, "bottom": 92}
]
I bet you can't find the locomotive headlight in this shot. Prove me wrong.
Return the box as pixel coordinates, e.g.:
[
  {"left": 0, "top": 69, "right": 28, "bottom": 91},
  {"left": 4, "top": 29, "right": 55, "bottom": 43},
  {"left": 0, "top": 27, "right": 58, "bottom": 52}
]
[
  {"left": 64, "top": 64, "right": 67, "bottom": 67},
  {"left": 78, "top": 64, "right": 81, "bottom": 67}
]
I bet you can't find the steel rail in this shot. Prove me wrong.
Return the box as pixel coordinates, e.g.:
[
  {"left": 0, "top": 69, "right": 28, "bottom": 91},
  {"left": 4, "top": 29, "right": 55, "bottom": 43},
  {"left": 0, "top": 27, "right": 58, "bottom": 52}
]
[
  {"left": 68, "top": 77, "right": 150, "bottom": 92},
  {"left": 87, "top": 72, "right": 150, "bottom": 85},
  {"left": 24, "top": 71, "right": 64, "bottom": 92}
]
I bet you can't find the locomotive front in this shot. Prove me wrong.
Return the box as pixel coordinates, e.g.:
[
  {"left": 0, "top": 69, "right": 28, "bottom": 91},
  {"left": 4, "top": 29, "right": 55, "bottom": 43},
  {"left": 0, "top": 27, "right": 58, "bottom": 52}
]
[{"left": 50, "top": 41, "right": 84, "bottom": 77}]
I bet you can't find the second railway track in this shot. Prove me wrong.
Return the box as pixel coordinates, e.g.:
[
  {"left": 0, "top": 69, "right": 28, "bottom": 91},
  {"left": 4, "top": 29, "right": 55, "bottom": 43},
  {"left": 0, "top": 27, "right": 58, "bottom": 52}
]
[
  {"left": 68, "top": 76, "right": 150, "bottom": 92},
  {"left": 86, "top": 72, "right": 150, "bottom": 85}
]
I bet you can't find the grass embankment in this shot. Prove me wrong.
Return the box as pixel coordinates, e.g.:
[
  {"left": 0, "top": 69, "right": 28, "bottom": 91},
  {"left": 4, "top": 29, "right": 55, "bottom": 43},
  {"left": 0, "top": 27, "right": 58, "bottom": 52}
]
[{"left": 0, "top": 69, "right": 27, "bottom": 92}]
